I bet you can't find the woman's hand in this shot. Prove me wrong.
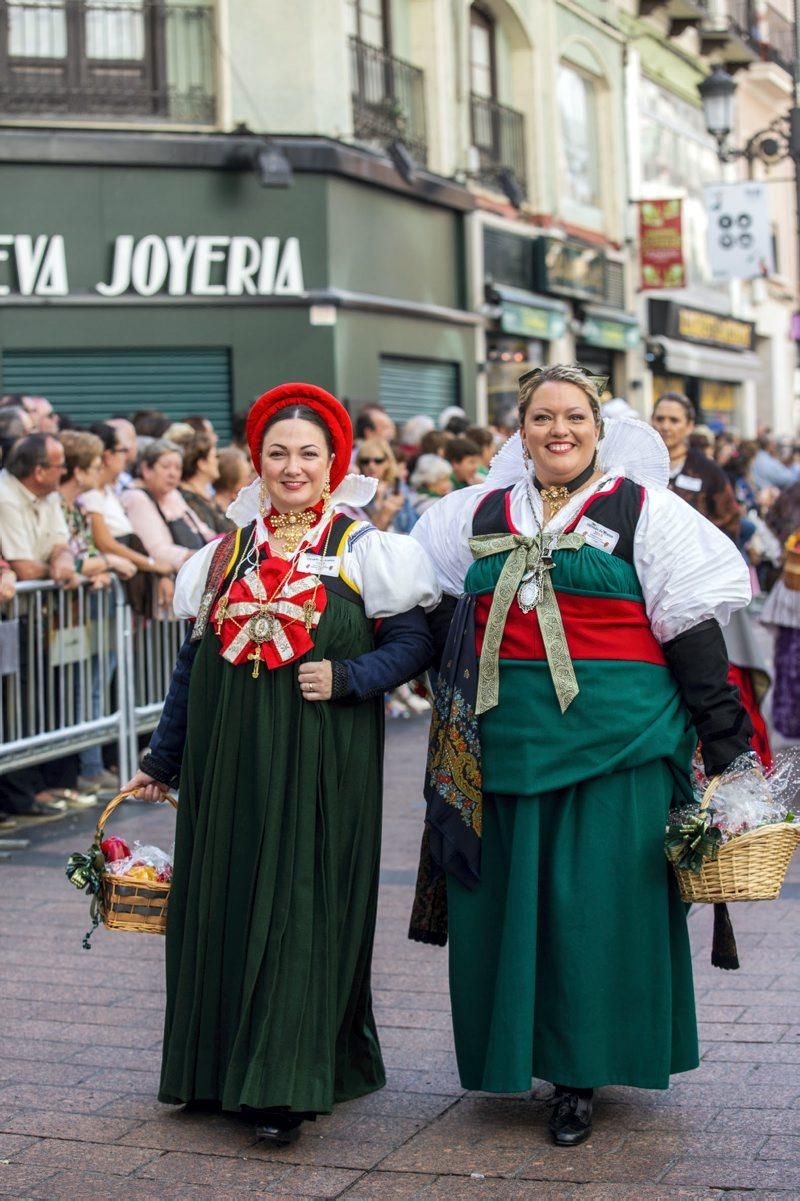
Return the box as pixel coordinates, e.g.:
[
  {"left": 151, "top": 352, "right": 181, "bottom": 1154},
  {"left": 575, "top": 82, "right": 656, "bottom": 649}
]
[
  {"left": 297, "top": 659, "right": 332, "bottom": 701},
  {"left": 0, "top": 567, "right": 16, "bottom": 602},
  {"left": 373, "top": 489, "right": 405, "bottom": 531},
  {"left": 106, "top": 553, "right": 138, "bottom": 580},
  {"left": 120, "top": 770, "right": 171, "bottom": 803},
  {"left": 89, "top": 572, "right": 113, "bottom": 591},
  {"left": 158, "top": 575, "right": 175, "bottom": 611}
]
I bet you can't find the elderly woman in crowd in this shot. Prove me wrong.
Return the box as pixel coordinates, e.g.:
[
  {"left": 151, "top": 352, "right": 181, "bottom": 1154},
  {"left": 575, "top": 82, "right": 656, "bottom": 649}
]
[
  {"left": 213, "top": 446, "right": 253, "bottom": 514},
  {"left": 412, "top": 363, "right": 752, "bottom": 1148},
  {"left": 58, "top": 430, "right": 136, "bottom": 588},
  {"left": 122, "top": 439, "right": 214, "bottom": 566},
  {"left": 410, "top": 453, "right": 453, "bottom": 516},
  {"left": 180, "top": 432, "right": 234, "bottom": 535}
]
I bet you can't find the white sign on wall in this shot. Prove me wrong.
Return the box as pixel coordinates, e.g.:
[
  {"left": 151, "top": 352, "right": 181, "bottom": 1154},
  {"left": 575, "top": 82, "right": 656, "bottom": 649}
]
[
  {"left": 704, "top": 182, "right": 775, "bottom": 282},
  {"left": 0, "top": 234, "right": 305, "bottom": 298}
]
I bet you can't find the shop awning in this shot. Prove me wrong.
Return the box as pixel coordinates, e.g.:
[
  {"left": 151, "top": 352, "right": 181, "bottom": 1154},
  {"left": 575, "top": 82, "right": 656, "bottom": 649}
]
[
  {"left": 653, "top": 336, "right": 763, "bottom": 383},
  {"left": 489, "top": 284, "right": 569, "bottom": 341},
  {"left": 580, "top": 304, "right": 640, "bottom": 351}
]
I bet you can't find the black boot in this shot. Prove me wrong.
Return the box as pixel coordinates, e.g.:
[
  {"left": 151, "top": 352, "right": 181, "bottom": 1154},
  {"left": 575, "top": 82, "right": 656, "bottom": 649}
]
[
  {"left": 548, "top": 1087, "right": 593, "bottom": 1147},
  {"left": 253, "top": 1111, "right": 304, "bottom": 1146}
]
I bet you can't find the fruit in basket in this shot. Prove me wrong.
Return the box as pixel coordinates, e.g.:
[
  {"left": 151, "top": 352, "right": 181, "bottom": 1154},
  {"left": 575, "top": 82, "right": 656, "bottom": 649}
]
[
  {"left": 126, "top": 863, "right": 159, "bottom": 882},
  {"left": 156, "top": 865, "right": 173, "bottom": 883},
  {"left": 100, "top": 836, "right": 131, "bottom": 862}
]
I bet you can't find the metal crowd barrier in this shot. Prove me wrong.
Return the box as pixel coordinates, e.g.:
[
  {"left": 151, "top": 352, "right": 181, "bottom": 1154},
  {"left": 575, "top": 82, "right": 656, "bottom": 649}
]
[{"left": 0, "top": 577, "right": 188, "bottom": 783}]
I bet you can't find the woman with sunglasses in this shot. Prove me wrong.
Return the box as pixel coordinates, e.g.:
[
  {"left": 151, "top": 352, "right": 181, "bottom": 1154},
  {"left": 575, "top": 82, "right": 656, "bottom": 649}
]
[{"left": 355, "top": 437, "right": 418, "bottom": 533}]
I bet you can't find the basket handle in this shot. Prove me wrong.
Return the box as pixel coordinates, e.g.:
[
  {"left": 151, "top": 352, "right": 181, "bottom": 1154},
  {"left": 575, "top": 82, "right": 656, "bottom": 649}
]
[
  {"left": 95, "top": 789, "right": 178, "bottom": 845},
  {"left": 698, "top": 775, "right": 723, "bottom": 814}
]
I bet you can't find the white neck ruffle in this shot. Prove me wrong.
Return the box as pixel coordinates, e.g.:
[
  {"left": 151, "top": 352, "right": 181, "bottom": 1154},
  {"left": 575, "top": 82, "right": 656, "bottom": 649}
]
[
  {"left": 484, "top": 417, "right": 669, "bottom": 492},
  {"left": 225, "top": 472, "right": 378, "bottom": 528}
]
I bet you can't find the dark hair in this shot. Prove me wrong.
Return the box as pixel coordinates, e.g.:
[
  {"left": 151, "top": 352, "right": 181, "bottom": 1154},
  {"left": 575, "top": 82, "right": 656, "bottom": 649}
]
[
  {"left": 5, "top": 432, "right": 55, "bottom": 479},
  {"left": 653, "top": 391, "right": 696, "bottom": 422},
  {"left": 466, "top": 425, "right": 494, "bottom": 450},
  {"left": 419, "top": 430, "right": 449, "bottom": 457},
  {"left": 184, "top": 415, "right": 214, "bottom": 436},
  {"left": 445, "top": 437, "right": 481, "bottom": 465},
  {"left": 443, "top": 415, "right": 470, "bottom": 436},
  {"left": 182, "top": 432, "right": 216, "bottom": 480},
  {"left": 354, "top": 404, "right": 388, "bottom": 440},
  {"left": 260, "top": 405, "right": 333, "bottom": 455},
  {"left": 230, "top": 411, "right": 248, "bottom": 448},
  {"left": 88, "top": 421, "right": 118, "bottom": 453},
  {"left": 132, "top": 409, "right": 171, "bottom": 438},
  {"left": 0, "top": 408, "right": 28, "bottom": 467}
]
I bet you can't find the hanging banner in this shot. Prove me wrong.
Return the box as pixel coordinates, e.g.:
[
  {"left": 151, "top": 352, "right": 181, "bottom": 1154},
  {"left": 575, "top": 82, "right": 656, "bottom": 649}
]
[
  {"left": 704, "top": 181, "right": 775, "bottom": 281},
  {"left": 639, "top": 199, "right": 686, "bottom": 290}
]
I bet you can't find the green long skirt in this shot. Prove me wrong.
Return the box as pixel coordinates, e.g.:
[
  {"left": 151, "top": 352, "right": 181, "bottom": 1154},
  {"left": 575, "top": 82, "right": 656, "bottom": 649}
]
[
  {"left": 447, "top": 760, "right": 699, "bottom": 1092},
  {"left": 159, "top": 592, "right": 386, "bottom": 1115}
]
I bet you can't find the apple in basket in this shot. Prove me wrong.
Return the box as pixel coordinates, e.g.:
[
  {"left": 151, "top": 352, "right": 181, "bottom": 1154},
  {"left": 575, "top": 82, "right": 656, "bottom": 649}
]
[{"left": 100, "top": 836, "right": 130, "bottom": 862}]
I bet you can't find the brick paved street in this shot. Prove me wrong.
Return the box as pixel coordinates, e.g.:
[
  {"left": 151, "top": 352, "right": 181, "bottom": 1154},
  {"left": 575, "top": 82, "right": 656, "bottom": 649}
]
[{"left": 1, "top": 717, "right": 799, "bottom": 1200}]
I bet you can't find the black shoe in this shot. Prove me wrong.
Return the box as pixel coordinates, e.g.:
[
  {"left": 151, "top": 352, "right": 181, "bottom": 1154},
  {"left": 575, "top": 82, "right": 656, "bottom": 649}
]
[
  {"left": 548, "top": 1089, "right": 593, "bottom": 1147},
  {"left": 254, "top": 1113, "right": 303, "bottom": 1145},
  {"left": 183, "top": 1099, "right": 221, "bottom": 1114}
]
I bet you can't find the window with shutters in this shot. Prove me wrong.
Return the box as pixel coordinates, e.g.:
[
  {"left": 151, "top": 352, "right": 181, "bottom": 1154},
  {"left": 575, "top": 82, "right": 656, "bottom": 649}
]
[
  {"left": 0, "top": 0, "right": 215, "bottom": 123},
  {"left": 379, "top": 356, "right": 460, "bottom": 426}
]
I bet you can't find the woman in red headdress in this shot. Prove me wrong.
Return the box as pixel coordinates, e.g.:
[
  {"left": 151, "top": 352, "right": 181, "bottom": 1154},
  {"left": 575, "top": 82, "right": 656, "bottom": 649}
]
[{"left": 123, "top": 384, "right": 440, "bottom": 1143}]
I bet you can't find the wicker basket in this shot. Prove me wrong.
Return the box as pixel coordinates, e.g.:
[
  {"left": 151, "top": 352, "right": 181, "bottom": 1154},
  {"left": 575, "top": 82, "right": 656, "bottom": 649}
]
[
  {"left": 97, "top": 791, "right": 177, "bottom": 935},
  {"left": 674, "top": 776, "right": 800, "bottom": 904}
]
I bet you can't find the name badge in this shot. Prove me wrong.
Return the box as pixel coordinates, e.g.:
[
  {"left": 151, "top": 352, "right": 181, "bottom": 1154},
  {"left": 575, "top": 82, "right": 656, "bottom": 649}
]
[
  {"left": 574, "top": 516, "right": 619, "bottom": 554},
  {"left": 297, "top": 552, "right": 340, "bottom": 577},
  {"left": 675, "top": 473, "right": 703, "bottom": 493}
]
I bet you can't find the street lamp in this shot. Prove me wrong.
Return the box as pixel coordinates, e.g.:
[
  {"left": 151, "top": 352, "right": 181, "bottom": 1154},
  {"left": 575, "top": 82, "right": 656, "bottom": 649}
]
[
  {"left": 698, "top": 64, "right": 800, "bottom": 167},
  {"left": 698, "top": 65, "right": 737, "bottom": 152}
]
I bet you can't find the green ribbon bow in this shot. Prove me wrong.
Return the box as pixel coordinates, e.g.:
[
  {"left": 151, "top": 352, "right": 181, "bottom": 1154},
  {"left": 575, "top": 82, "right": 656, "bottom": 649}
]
[
  {"left": 664, "top": 808, "right": 722, "bottom": 874},
  {"left": 468, "top": 531, "right": 585, "bottom": 716}
]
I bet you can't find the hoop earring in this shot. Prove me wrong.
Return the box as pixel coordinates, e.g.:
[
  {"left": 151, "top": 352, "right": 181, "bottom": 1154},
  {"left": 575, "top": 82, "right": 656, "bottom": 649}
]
[{"left": 258, "top": 477, "right": 269, "bottom": 517}]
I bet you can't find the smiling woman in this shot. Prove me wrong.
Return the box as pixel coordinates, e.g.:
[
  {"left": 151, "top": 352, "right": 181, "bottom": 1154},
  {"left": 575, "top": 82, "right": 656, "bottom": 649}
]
[{"left": 412, "top": 362, "right": 754, "bottom": 1150}]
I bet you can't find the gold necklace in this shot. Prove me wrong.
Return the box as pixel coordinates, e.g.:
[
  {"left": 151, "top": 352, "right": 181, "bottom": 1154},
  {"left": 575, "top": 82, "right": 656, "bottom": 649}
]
[
  {"left": 266, "top": 508, "right": 318, "bottom": 555},
  {"left": 538, "top": 485, "right": 571, "bottom": 515}
]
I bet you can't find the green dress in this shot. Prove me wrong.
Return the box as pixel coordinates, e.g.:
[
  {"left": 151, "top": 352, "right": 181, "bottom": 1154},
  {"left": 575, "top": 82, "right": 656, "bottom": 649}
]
[
  {"left": 446, "top": 538, "right": 700, "bottom": 1093},
  {"left": 158, "top": 538, "right": 385, "bottom": 1115}
]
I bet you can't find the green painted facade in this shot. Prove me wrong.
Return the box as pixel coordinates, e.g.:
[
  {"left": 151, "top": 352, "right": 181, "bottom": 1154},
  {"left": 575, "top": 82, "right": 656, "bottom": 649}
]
[{"left": 0, "top": 162, "right": 475, "bottom": 419}]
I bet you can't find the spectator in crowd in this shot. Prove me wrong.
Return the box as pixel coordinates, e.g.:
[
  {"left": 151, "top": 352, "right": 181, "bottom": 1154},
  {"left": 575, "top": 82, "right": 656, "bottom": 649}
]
[
  {"left": 490, "top": 402, "right": 520, "bottom": 445},
  {"left": 399, "top": 415, "right": 435, "bottom": 457},
  {"left": 82, "top": 423, "right": 173, "bottom": 581},
  {"left": 765, "top": 478, "right": 800, "bottom": 548},
  {"left": 0, "top": 433, "right": 85, "bottom": 819},
  {"left": 26, "top": 396, "right": 59, "bottom": 434},
  {"left": 164, "top": 422, "right": 196, "bottom": 449},
  {"left": 0, "top": 433, "right": 78, "bottom": 584},
  {"left": 438, "top": 405, "right": 468, "bottom": 434},
  {"left": 446, "top": 436, "right": 482, "bottom": 489},
  {"left": 466, "top": 426, "right": 496, "bottom": 477},
  {"left": 132, "top": 409, "right": 171, "bottom": 440},
  {"left": 354, "top": 403, "right": 396, "bottom": 445},
  {"left": 230, "top": 410, "right": 249, "bottom": 452},
  {"left": 214, "top": 446, "right": 253, "bottom": 513},
  {"left": 185, "top": 415, "right": 219, "bottom": 444},
  {"left": 58, "top": 431, "right": 136, "bottom": 586},
  {"left": 121, "top": 440, "right": 215, "bottom": 610},
  {"left": 0, "top": 406, "right": 32, "bottom": 465},
  {"left": 409, "top": 453, "right": 453, "bottom": 516},
  {"left": 688, "top": 425, "right": 716, "bottom": 458},
  {"left": 752, "top": 432, "right": 800, "bottom": 491},
  {"left": 104, "top": 417, "right": 137, "bottom": 490},
  {"left": 419, "top": 429, "right": 450, "bottom": 459},
  {"left": 652, "top": 393, "right": 741, "bottom": 539},
  {"left": 353, "top": 436, "right": 417, "bottom": 532},
  {"left": 180, "top": 432, "right": 234, "bottom": 534}
]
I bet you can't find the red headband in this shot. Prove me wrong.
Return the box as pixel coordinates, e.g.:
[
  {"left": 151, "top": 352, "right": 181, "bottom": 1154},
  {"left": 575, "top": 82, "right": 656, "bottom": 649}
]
[{"left": 245, "top": 383, "right": 353, "bottom": 492}]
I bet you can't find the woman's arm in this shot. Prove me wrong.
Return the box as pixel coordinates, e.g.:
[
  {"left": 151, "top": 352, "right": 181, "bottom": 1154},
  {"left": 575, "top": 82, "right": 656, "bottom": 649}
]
[
  {"left": 89, "top": 510, "right": 166, "bottom": 573},
  {"left": 331, "top": 606, "right": 435, "bottom": 700},
  {"left": 121, "top": 490, "right": 193, "bottom": 572},
  {"left": 138, "top": 630, "right": 200, "bottom": 786}
]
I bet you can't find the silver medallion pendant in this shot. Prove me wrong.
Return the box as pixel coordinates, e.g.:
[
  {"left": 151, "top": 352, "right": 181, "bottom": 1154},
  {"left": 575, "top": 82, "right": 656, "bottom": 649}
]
[
  {"left": 517, "top": 574, "right": 540, "bottom": 613},
  {"left": 248, "top": 612, "right": 277, "bottom": 644}
]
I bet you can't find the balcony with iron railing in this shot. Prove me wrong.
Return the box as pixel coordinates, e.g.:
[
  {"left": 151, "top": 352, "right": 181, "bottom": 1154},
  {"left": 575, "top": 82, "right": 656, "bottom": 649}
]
[
  {"left": 748, "top": 1, "right": 795, "bottom": 75},
  {"left": 0, "top": 0, "right": 216, "bottom": 123},
  {"left": 349, "top": 35, "right": 427, "bottom": 165},
  {"left": 470, "top": 92, "right": 527, "bottom": 199}
]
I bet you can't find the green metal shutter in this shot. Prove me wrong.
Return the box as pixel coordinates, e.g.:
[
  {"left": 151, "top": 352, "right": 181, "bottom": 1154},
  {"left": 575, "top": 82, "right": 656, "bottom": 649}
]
[
  {"left": 2, "top": 349, "right": 232, "bottom": 443},
  {"left": 379, "top": 356, "right": 460, "bottom": 425}
]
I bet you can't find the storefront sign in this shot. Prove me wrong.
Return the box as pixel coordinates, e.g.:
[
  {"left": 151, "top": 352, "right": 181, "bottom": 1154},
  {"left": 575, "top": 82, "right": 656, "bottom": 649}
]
[
  {"left": 648, "top": 299, "right": 754, "bottom": 352},
  {"left": 500, "top": 301, "right": 567, "bottom": 341},
  {"left": 639, "top": 199, "right": 686, "bottom": 290},
  {"left": 0, "top": 233, "right": 305, "bottom": 298},
  {"left": 533, "top": 238, "right": 606, "bottom": 302},
  {"left": 704, "top": 182, "right": 774, "bottom": 282},
  {"left": 581, "top": 315, "right": 640, "bottom": 351}
]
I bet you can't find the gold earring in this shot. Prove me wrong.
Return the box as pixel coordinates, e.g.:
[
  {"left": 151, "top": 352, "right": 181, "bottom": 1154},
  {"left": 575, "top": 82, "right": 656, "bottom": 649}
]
[
  {"left": 258, "top": 477, "right": 269, "bottom": 516},
  {"left": 321, "top": 469, "right": 331, "bottom": 507}
]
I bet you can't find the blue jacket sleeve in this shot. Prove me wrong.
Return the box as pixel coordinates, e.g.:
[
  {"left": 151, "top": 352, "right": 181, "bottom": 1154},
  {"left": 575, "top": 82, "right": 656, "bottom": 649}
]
[
  {"left": 333, "top": 606, "right": 434, "bottom": 701},
  {"left": 140, "top": 629, "right": 199, "bottom": 785}
]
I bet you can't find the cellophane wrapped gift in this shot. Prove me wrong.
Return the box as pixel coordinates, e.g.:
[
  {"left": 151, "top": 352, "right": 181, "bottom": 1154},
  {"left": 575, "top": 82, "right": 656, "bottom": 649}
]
[{"left": 105, "top": 840, "right": 173, "bottom": 884}]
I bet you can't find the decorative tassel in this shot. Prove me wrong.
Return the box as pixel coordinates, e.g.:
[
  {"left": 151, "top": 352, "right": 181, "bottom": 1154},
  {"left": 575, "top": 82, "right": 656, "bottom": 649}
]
[{"left": 711, "top": 902, "right": 739, "bottom": 970}]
